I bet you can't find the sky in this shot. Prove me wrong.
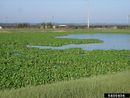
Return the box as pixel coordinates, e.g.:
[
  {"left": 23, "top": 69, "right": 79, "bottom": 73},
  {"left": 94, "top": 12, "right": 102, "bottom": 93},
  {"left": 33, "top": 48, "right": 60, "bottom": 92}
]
[{"left": 0, "top": 0, "right": 130, "bottom": 24}]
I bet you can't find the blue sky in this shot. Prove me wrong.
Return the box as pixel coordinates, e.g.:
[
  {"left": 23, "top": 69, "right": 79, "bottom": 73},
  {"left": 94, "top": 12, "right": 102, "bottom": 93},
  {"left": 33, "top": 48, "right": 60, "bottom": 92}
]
[{"left": 0, "top": 0, "right": 130, "bottom": 24}]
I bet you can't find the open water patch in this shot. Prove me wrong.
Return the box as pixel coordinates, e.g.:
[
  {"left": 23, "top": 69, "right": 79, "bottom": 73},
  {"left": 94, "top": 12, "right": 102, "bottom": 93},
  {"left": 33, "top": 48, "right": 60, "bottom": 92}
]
[{"left": 27, "top": 34, "right": 130, "bottom": 50}]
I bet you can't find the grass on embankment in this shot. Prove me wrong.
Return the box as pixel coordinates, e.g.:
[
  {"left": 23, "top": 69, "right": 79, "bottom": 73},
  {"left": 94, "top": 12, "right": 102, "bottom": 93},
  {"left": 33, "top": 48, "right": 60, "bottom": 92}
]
[{"left": 0, "top": 70, "right": 130, "bottom": 98}]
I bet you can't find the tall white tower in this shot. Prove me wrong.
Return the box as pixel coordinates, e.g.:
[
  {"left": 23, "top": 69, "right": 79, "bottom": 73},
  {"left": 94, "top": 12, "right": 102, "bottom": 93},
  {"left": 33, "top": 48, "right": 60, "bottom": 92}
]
[{"left": 87, "top": 0, "right": 90, "bottom": 29}]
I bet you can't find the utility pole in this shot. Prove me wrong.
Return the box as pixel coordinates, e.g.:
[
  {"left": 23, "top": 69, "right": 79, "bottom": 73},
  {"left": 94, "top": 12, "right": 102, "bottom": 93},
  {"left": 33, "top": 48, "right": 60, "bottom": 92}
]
[
  {"left": 127, "top": 15, "right": 130, "bottom": 29},
  {"left": 128, "top": 15, "right": 130, "bottom": 26},
  {"left": 87, "top": 0, "right": 90, "bottom": 29}
]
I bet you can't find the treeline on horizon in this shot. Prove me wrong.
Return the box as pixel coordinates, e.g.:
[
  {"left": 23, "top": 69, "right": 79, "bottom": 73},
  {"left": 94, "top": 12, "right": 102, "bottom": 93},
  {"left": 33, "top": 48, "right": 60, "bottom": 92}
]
[{"left": 0, "top": 22, "right": 130, "bottom": 29}]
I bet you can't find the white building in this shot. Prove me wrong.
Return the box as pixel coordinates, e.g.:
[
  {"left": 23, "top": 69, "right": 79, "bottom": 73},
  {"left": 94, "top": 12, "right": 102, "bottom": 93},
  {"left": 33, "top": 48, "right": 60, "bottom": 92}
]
[
  {"left": 0, "top": 26, "right": 2, "bottom": 29},
  {"left": 57, "top": 25, "right": 67, "bottom": 28},
  {"left": 53, "top": 25, "right": 56, "bottom": 29}
]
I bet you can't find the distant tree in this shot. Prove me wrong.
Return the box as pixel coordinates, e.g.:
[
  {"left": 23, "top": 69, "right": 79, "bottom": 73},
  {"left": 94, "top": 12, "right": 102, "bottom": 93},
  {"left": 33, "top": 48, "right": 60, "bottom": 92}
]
[
  {"left": 40, "top": 22, "right": 53, "bottom": 29},
  {"left": 17, "top": 23, "right": 30, "bottom": 28},
  {"left": 40, "top": 23, "right": 46, "bottom": 29},
  {"left": 46, "top": 23, "right": 53, "bottom": 28}
]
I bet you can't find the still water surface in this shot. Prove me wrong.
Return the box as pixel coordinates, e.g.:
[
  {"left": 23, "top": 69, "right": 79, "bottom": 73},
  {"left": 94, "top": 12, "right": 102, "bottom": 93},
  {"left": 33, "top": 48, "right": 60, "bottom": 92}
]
[{"left": 27, "top": 34, "right": 130, "bottom": 50}]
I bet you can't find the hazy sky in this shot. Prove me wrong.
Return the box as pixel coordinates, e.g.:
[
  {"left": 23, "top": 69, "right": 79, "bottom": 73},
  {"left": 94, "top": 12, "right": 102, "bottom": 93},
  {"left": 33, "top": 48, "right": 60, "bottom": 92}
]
[{"left": 0, "top": 0, "right": 130, "bottom": 24}]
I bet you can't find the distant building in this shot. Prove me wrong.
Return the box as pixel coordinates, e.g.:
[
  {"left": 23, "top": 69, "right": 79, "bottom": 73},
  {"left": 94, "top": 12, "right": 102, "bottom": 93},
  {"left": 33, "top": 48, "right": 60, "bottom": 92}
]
[
  {"left": 53, "top": 25, "right": 56, "bottom": 29},
  {"left": 0, "top": 26, "right": 2, "bottom": 29},
  {"left": 57, "top": 25, "right": 67, "bottom": 28},
  {"left": 58, "top": 25, "right": 67, "bottom": 27}
]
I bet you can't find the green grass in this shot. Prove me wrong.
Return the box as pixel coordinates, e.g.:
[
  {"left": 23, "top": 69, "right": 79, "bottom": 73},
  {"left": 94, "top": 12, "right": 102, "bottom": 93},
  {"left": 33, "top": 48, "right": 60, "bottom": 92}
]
[
  {"left": 0, "top": 31, "right": 103, "bottom": 46},
  {"left": 0, "top": 70, "right": 130, "bottom": 98}
]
